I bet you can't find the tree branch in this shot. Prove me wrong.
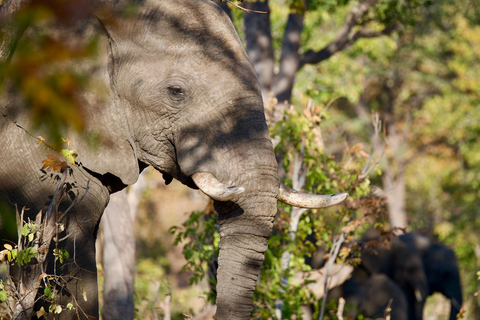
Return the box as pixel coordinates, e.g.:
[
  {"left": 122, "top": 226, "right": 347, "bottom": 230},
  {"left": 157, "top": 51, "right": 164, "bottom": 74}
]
[
  {"left": 272, "top": 10, "right": 305, "bottom": 107},
  {"left": 299, "top": 0, "right": 399, "bottom": 68},
  {"left": 225, "top": 0, "right": 267, "bottom": 14}
]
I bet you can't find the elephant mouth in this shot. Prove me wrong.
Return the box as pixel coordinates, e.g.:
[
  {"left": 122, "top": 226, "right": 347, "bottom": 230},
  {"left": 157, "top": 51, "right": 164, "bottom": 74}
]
[
  {"left": 160, "top": 168, "right": 348, "bottom": 210},
  {"left": 160, "top": 170, "right": 198, "bottom": 190},
  {"left": 190, "top": 172, "right": 349, "bottom": 208}
]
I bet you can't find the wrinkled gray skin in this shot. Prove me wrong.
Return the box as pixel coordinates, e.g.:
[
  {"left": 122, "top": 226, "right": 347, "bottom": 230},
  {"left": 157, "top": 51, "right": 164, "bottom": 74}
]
[
  {"left": 399, "top": 233, "right": 463, "bottom": 320},
  {"left": 360, "top": 232, "right": 429, "bottom": 320},
  {"left": 0, "top": 1, "right": 279, "bottom": 319},
  {"left": 330, "top": 271, "right": 409, "bottom": 320}
]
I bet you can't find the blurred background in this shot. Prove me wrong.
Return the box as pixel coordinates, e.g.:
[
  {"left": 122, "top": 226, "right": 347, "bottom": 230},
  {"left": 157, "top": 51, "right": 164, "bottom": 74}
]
[{"left": 1, "top": 0, "right": 479, "bottom": 319}]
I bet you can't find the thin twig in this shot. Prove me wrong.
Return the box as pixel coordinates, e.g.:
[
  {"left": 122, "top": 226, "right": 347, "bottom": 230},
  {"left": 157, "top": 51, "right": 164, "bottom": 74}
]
[
  {"left": 318, "top": 211, "right": 355, "bottom": 320},
  {"left": 318, "top": 232, "right": 346, "bottom": 320},
  {"left": 224, "top": 0, "right": 267, "bottom": 13},
  {"left": 275, "top": 137, "right": 307, "bottom": 320},
  {"left": 336, "top": 297, "right": 345, "bottom": 320},
  {"left": 359, "top": 113, "right": 385, "bottom": 179}
]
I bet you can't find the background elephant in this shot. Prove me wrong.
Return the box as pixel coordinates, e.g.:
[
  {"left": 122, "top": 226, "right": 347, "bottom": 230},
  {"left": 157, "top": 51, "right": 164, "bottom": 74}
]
[
  {"left": 399, "top": 233, "right": 463, "bottom": 320},
  {"left": 0, "top": 1, "right": 346, "bottom": 319},
  {"left": 338, "top": 273, "right": 409, "bottom": 320},
  {"left": 302, "top": 231, "right": 426, "bottom": 320},
  {"left": 360, "top": 231, "right": 429, "bottom": 320},
  {"left": 302, "top": 267, "right": 408, "bottom": 320}
]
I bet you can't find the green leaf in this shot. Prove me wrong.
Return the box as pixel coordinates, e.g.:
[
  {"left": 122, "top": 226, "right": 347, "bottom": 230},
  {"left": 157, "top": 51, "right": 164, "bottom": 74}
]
[
  {"left": 21, "top": 224, "right": 29, "bottom": 236},
  {"left": 17, "top": 250, "right": 24, "bottom": 266},
  {"left": 0, "top": 290, "right": 8, "bottom": 302},
  {"left": 61, "top": 149, "right": 70, "bottom": 158},
  {"left": 65, "top": 155, "right": 75, "bottom": 165},
  {"left": 11, "top": 248, "right": 17, "bottom": 260}
]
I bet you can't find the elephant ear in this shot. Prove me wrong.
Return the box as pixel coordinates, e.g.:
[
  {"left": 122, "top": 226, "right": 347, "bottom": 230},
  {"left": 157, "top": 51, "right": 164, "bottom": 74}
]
[
  {"left": 72, "top": 100, "right": 139, "bottom": 189},
  {"left": 71, "top": 35, "right": 139, "bottom": 189}
]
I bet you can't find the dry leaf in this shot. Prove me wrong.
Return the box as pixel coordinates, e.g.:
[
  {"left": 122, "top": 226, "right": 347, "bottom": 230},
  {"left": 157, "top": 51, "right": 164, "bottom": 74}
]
[
  {"left": 41, "top": 154, "right": 68, "bottom": 172},
  {"left": 36, "top": 307, "right": 47, "bottom": 318}
]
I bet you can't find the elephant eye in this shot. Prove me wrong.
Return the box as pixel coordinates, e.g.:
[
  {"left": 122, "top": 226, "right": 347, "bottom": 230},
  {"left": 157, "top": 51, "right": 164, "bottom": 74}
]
[{"left": 167, "top": 86, "right": 185, "bottom": 101}]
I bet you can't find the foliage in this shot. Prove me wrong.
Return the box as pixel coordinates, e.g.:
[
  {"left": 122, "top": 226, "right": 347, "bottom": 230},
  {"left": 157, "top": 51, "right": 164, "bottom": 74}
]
[
  {"left": 169, "top": 209, "right": 219, "bottom": 303},
  {"left": 0, "top": 0, "right": 98, "bottom": 146},
  {"left": 0, "top": 137, "right": 82, "bottom": 318},
  {"left": 0, "top": 210, "right": 75, "bottom": 318},
  {"left": 279, "top": 0, "right": 480, "bottom": 315},
  {"left": 252, "top": 104, "right": 386, "bottom": 319},
  {"left": 39, "top": 137, "right": 78, "bottom": 172}
]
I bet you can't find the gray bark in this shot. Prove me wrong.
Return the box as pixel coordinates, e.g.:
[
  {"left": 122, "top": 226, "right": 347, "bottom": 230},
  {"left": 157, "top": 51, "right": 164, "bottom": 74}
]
[
  {"left": 272, "top": 11, "right": 305, "bottom": 108},
  {"left": 244, "top": 0, "right": 274, "bottom": 101},
  {"left": 102, "top": 170, "right": 149, "bottom": 320},
  {"left": 382, "top": 165, "right": 407, "bottom": 232},
  {"left": 102, "top": 189, "right": 135, "bottom": 320}
]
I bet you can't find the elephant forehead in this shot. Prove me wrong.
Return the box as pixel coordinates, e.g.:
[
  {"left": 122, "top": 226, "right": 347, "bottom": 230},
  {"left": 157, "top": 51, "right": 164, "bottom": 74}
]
[{"left": 120, "top": 0, "right": 246, "bottom": 59}]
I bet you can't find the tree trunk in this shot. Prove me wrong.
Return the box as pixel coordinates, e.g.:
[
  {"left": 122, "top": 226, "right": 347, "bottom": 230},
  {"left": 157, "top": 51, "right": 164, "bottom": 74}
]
[
  {"left": 272, "top": 11, "right": 305, "bottom": 109},
  {"left": 102, "top": 169, "right": 149, "bottom": 320},
  {"left": 102, "top": 189, "right": 136, "bottom": 320},
  {"left": 244, "top": 0, "right": 274, "bottom": 101},
  {"left": 382, "top": 166, "right": 407, "bottom": 232}
]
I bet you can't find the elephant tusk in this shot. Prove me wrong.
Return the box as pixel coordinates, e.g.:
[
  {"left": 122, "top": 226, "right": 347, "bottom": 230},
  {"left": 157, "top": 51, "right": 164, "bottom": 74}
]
[
  {"left": 414, "top": 289, "right": 423, "bottom": 302},
  {"left": 192, "top": 172, "right": 244, "bottom": 201},
  {"left": 278, "top": 184, "right": 348, "bottom": 209},
  {"left": 451, "top": 298, "right": 461, "bottom": 310}
]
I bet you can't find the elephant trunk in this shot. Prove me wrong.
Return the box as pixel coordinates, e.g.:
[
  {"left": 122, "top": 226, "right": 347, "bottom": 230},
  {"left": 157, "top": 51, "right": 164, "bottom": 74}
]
[
  {"left": 447, "top": 281, "right": 463, "bottom": 320},
  {"left": 214, "top": 198, "right": 277, "bottom": 319},
  {"left": 212, "top": 160, "right": 278, "bottom": 319},
  {"left": 215, "top": 231, "right": 268, "bottom": 318}
]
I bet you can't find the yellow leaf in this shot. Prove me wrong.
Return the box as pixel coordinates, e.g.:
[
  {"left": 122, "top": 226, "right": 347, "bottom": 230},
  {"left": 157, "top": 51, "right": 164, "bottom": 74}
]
[
  {"left": 4, "top": 244, "right": 12, "bottom": 250},
  {"left": 36, "top": 307, "right": 47, "bottom": 319},
  {"left": 349, "top": 143, "right": 364, "bottom": 153}
]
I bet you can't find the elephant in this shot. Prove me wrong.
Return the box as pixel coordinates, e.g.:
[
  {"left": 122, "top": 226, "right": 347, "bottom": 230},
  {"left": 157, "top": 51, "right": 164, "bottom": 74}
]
[
  {"left": 334, "top": 272, "right": 409, "bottom": 320},
  {"left": 399, "top": 233, "right": 463, "bottom": 320},
  {"left": 359, "top": 231, "right": 429, "bottom": 320},
  {"left": 0, "top": 0, "right": 348, "bottom": 319}
]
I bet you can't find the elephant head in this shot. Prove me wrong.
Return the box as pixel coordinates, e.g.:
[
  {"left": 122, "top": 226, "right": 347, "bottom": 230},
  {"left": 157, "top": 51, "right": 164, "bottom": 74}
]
[
  {"left": 0, "top": 1, "right": 347, "bottom": 319},
  {"left": 351, "top": 274, "right": 409, "bottom": 320},
  {"left": 400, "top": 233, "right": 463, "bottom": 320},
  {"left": 360, "top": 231, "right": 429, "bottom": 320},
  {"left": 94, "top": 2, "right": 347, "bottom": 317}
]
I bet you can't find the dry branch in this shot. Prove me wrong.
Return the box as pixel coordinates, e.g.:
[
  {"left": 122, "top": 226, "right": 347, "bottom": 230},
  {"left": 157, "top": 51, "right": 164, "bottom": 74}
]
[
  {"left": 292, "top": 264, "right": 353, "bottom": 299},
  {"left": 0, "top": 168, "right": 90, "bottom": 319}
]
